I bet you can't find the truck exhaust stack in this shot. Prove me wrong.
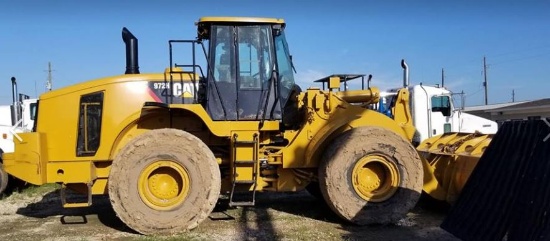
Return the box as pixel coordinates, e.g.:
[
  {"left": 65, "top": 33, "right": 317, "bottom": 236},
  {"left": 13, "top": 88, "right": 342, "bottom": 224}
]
[
  {"left": 10, "top": 77, "right": 19, "bottom": 126},
  {"left": 122, "top": 27, "right": 140, "bottom": 74},
  {"left": 401, "top": 59, "right": 409, "bottom": 88}
]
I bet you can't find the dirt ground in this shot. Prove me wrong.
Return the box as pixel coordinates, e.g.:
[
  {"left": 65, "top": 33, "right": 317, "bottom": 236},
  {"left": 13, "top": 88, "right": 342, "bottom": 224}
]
[{"left": 0, "top": 186, "right": 459, "bottom": 241}]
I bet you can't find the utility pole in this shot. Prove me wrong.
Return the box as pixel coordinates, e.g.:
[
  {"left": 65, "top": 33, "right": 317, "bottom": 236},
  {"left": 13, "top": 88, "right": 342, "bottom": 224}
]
[
  {"left": 461, "top": 90, "right": 465, "bottom": 110},
  {"left": 46, "top": 62, "right": 53, "bottom": 92},
  {"left": 512, "top": 89, "right": 515, "bottom": 102},
  {"left": 441, "top": 68, "right": 445, "bottom": 87},
  {"left": 483, "top": 56, "right": 488, "bottom": 105}
]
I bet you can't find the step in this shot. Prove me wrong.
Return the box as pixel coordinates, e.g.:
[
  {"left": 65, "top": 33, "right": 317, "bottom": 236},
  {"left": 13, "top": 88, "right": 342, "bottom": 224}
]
[
  {"left": 234, "top": 140, "right": 256, "bottom": 145},
  {"left": 235, "top": 160, "right": 255, "bottom": 164},
  {"left": 229, "top": 201, "right": 255, "bottom": 207},
  {"left": 234, "top": 180, "right": 255, "bottom": 184},
  {"left": 60, "top": 183, "right": 92, "bottom": 208}
]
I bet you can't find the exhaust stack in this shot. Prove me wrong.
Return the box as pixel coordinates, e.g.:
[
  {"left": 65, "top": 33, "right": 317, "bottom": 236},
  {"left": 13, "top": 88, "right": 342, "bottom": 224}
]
[
  {"left": 122, "top": 27, "right": 140, "bottom": 74},
  {"left": 10, "top": 77, "right": 19, "bottom": 126},
  {"left": 401, "top": 59, "right": 409, "bottom": 88}
]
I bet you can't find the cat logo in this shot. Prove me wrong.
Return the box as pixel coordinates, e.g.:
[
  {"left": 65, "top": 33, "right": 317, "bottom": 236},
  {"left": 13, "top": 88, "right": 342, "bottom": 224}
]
[
  {"left": 173, "top": 82, "right": 197, "bottom": 98},
  {"left": 152, "top": 82, "right": 198, "bottom": 98}
]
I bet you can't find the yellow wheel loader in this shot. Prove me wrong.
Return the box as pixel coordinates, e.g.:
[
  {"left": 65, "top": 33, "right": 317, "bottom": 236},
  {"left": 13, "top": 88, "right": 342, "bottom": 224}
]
[{"left": 1, "top": 16, "right": 478, "bottom": 234}]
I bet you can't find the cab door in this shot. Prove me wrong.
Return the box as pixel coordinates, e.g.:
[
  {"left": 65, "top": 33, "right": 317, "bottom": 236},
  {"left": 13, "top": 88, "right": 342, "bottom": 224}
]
[{"left": 430, "top": 95, "right": 453, "bottom": 136}]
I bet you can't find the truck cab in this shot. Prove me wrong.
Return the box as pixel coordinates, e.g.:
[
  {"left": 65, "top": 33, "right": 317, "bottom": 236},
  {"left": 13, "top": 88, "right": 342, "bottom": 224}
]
[
  {"left": 380, "top": 84, "right": 497, "bottom": 145},
  {"left": 0, "top": 78, "right": 37, "bottom": 154},
  {"left": 0, "top": 78, "right": 37, "bottom": 194}
]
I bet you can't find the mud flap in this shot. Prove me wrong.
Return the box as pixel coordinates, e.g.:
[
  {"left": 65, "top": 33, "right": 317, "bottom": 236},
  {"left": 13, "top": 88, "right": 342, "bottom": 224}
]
[{"left": 441, "top": 119, "right": 550, "bottom": 241}]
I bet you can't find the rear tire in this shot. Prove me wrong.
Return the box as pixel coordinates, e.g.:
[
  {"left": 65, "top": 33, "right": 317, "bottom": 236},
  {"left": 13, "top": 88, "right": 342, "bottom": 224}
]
[
  {"left": 0, "top": 163, "right": 8, "bottom": 195},
  {"left": 108, "top": 129, "right": 221, "bottom": 235},
  {"left": 319, "top": 126, "right": 423, "bottom": 224}
]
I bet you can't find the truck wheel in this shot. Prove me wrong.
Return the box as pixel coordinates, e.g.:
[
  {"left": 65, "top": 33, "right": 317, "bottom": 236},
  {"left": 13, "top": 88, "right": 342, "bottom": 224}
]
[
  {"left": 0, "top": 163, "right": 8, "bottom": 195},
  {"left": 108, "top": 129, "right": 221, "bottom": 235},
  {"left": 319, "top": 126, "right": 423, "bottom": 224}
]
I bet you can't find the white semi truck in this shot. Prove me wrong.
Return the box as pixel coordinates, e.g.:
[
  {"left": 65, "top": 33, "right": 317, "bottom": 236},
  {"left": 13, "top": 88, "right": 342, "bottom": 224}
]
[
  {"left": 376, "top": 61, "right": 498, "bottom": 146},
  {"left": 0, "top": 77, "right": 37, "bottom": 194}
]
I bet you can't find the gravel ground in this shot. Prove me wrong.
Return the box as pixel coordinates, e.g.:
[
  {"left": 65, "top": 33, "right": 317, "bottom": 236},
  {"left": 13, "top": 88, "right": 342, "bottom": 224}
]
[{"left": 0, "top": 187, "right": 459, "bottom": 241}]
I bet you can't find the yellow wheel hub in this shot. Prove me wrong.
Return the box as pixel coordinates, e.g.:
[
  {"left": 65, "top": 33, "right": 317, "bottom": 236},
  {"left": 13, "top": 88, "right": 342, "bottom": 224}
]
[
  {"left": 138, "top": 160, "right": 190, "bottom": 210},
  {"left": 352, "top": 155, "right": 400, "bottom": 202}
]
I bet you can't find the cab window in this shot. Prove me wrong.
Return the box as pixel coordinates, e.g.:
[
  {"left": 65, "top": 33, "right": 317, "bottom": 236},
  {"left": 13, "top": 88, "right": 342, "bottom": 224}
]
[
  {"left": 76, "top": 92, "right": 104, "bottom": 156},
  {"left": 237, "top": 25, "right": 272, "bottom": 89},
  {"left": 431, "top": 95, "right": 451, "bottom": 117},
  {"left": 29, "top": 103, "right": 37, "bottom": 121}
]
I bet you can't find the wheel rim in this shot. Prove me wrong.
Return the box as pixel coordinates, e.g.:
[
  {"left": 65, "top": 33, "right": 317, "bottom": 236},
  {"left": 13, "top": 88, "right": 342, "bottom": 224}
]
[
  {"left": 138, "top": 160, "right": 190, "bottom": 210},
  {"left": 351, "top": 155, "right": 400, "bottom": 202}
]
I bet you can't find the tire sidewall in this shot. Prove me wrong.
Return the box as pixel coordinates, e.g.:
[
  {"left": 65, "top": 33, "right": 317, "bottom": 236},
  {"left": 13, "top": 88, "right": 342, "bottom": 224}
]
[
  {"left": 320, "top": 126, "right": 423, "bottom": 224},
  {"left": 0, "top": 162, "right": 8, "bottom": 194},
  {"left": 121, "top": 150, "right": 206, "bottom": 221},
  {"left": 109, "top": 129, "right": 220, "bottom": 234}
]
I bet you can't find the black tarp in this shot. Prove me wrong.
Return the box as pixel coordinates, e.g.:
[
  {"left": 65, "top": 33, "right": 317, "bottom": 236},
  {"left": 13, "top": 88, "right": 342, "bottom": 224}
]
[{"left": 441, "top": 119, "right": 550, "bottom": 241}]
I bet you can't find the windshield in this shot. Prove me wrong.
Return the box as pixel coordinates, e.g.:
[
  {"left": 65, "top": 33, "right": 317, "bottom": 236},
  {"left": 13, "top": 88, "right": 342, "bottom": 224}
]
[
  {"left": 237, "top": 26, "right": 273, "bottom": 90},
  {"left": 206, "top": 24, "right": 280, "bottom": 121},
  {"left": 274, "top": 31, "right": 296, "bottom": 107}
]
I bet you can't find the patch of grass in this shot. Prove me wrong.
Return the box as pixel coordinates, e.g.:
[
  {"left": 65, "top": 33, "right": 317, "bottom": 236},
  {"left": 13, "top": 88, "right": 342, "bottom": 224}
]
[
  {"left": 136, "top": 233, "right": 209, "bottom": 241},
  {"left": 18, "top": 183, "right": 58, "bottom": 197}
]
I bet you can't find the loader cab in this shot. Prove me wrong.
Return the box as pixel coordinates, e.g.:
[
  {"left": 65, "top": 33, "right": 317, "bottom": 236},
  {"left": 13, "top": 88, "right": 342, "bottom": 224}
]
[{"left": 197, "top": 17, "right": 296, "bottom": 121}]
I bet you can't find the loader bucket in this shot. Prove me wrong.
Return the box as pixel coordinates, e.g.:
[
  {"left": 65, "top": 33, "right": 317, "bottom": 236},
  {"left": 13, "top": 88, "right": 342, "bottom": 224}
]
[
  {"left": 417, "top": 132, "right": 493, "bottom": 203},
  {"left": 441, "top": 119, "right": 550, "bottom": 241}
]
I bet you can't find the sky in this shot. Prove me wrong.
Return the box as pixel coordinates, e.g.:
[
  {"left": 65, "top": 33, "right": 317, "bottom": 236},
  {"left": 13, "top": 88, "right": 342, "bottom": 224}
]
[{"left": 1, "top": 0, "right": 549, "bottom": 107}]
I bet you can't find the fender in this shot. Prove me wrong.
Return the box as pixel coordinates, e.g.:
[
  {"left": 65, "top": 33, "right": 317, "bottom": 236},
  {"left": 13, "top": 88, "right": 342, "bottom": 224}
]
[
  {"left": 303, "top": 109, "right": 410, "bottom": 168},
  {"left": 108, "top": 106, "right": 208, "bottom": 160},
  {"left": 109, "top": 103, "right": 280, "bottom": 160},
  {"left": 283, "top": 90, "right": 412, "bottom": 168}
]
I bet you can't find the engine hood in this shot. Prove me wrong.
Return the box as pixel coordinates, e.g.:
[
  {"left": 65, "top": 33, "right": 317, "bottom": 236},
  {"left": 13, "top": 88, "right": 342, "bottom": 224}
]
[{"left": 459, "top": 112, "right": 498, "bottom": 134}]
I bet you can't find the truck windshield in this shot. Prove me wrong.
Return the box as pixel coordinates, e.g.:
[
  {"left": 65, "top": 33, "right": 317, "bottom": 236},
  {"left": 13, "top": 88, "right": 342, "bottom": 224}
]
[{"left": 274, "top": 31, "right": 296, "bottom": 107}]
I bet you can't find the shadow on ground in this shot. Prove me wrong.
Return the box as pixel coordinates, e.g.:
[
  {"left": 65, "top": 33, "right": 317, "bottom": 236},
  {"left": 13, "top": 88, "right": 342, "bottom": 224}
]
[
  {"left": 15, "top": 190, "right": 137, "bottom": 234},
  {"left": 13, "top": 188, "right": 455, "bottom": 241},
  {"left": 210, "top": 191, "right": 455, "bottom": 241},
  {"left": 340, "top": 194, "right": 455, "bottom": 241}
]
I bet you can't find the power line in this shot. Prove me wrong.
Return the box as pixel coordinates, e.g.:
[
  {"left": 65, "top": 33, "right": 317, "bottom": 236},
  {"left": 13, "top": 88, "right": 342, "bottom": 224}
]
[{"left": 466, "top": 82, "right": 484, "bottom": 97}]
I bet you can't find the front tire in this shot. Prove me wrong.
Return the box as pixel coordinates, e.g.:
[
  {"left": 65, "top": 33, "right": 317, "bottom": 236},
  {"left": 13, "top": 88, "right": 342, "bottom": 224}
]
[
  {"left": 108, "top": 129, "right": 221, "bottom": 235},
  {"left": 319, "top": 126, "right": 423, "bottom": 224}
]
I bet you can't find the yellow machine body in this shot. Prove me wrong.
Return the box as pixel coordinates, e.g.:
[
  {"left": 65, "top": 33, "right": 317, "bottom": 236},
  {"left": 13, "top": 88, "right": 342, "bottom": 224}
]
[
  {"left": 418, "top": 132, "right": 493, "bottom": 203},
  {"left": 2, "top": 71, "right": 414, "bottom": 195}
]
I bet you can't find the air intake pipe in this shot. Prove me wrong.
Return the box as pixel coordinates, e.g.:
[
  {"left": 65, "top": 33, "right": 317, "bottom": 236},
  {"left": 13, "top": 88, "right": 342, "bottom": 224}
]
[
  {"left": 401, "top": 59, "right": 409, "bottom": 88},
  {"left": 122, "top": 27, "right": 140, "bottom": 74}
]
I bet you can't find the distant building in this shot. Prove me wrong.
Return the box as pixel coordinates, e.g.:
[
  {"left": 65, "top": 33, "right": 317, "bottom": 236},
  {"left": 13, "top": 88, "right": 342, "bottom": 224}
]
[{"left": 464, "top": 98, "right": 550, "bottom": 126}]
